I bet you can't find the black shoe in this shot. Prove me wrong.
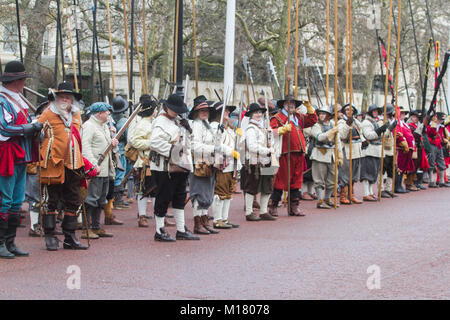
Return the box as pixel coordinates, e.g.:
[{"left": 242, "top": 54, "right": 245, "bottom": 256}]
[
  {"left": 176, "top": 226, "right": 200, "bottom": 240},
  {"left": 6, "top": 240, "right": 29, "bottom": 257},
  {"left": 260, "top": 213, "right": 277, "bottom": 221},
  {"left": 394, "top": 187, "right": 408, "bottom": 194},
  {"left": 386, "top": 191, "right": 398, "bottom": 198},
  {"left": 44, "top": 234, "right": 60, "bottom": 251},
  {"left": 429, "top": 182, "right": 439, "bottom": 188},
  {"left": 0, "top": 242, "right": 14, "bottom": 259},
  {"left": 63, "top": 232, "right": 89, "bottom": 250},
  {"left": 380, "top": 191, "right": 391, "bottom": 198},
  {"left": 154, "top": 228, "right": 176, "bottom": 242},
  {"left": 438, "top": 182, "right": 450, "bottom": 188},
  {"left": 416, "top": 184, "right": 427, "bottom": 190}
]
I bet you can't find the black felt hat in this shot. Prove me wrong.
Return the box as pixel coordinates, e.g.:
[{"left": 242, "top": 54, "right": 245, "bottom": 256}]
[
  {"left": 0, "top": 60, "right": 33, "bottom": 82},
  {"left": 162, "top": 93, "right": 189, "bottom": 115}
]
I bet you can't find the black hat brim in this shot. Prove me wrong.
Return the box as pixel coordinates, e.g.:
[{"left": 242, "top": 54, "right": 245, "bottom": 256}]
[
  {"left": 277, "top": 99, "right": 302, "bottom": 109},
  {"left": 245, "top": 107, "right": 267, "bottom": 117},
  {"left": 162, "top": 99, "right": 188, "bottom": 115},
  {"left": 49, "top": 89, "right": 83, "bottom": 102},
  {"left": 188, "top": 101, "right": 214, "bottom": 120},
  {"left": 0, "top": 73, "right": 33, "bottom": 82}
]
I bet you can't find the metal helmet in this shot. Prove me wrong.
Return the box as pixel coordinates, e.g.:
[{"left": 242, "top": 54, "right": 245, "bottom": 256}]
[
  {"left": 316, "top": 105, "right": 333, "bottom": 116},
  {"left": 112, "top": 96, "right": 128, "bottom": 114},
  {"left": 368, "top": 103, "right": 382, "bottom": 116}
]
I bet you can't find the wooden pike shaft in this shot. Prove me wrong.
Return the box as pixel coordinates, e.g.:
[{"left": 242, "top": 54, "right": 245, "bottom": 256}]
[{"left": 294, "top": 0, "right": 299, "bottom": 99}]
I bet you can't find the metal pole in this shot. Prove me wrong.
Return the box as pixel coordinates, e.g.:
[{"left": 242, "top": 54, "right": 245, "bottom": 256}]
[
  {"left": 14, "top": 0, "right": 23, "bottom": 63},
  {"left": 74, "top": 0, "right": 82, "bottom": 91},
  {"left": 129, "top": 0, "right": 135, "bottom": 101},
  {"left": 56, "top": 0, "right": 65, "bottom": 80}
]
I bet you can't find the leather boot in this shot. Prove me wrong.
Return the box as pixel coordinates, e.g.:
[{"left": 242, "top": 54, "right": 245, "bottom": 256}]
[
  {"left": 394, "top": 172, "right": 409, "bottom": 193},
  {"left": 104, "top": 199, "right": 123, "bottom": 225},
  {"left": 138, "top": 215, "right": 149, "bottom": 227},
  {"left": 317, "top": 199, "right": 332, "bottom": 209},
  {"left": 415, "top": 172, "right": 427, "bottom": 190},
  {"left": 5, "top": 213, "right": 29, "bottom": 256},
  {"left": 268, "top": 199, "right": 279, "bottom": 217},
  {"left": 43, "top": 214, "right": 59, "bottom": 251},
  {"left": 340, "top": 186, "right": 351, "bottom": 205},
  {"left": 193, "top": 216, "right": 210, "bottom": 234},
  {"left": 289, "top": 198, "right": 305, "bottom": 216},
  {"left": 62, "top": 215, "right": 88, "bottom": 250},
  {"left": 201, "top": 214, "right": 219, "bottom": 234},
  {"left": 405, "top": 173, "right": 419, "bottom": 191},
  {"left": 113, "top": 188, "right": 129, "bottom": 209},
  {"left": 350, "top": 183, "right": 362, "bottom": 204},
  {"left": 0, "top": 220, "right": 14, "bottom": 259}
]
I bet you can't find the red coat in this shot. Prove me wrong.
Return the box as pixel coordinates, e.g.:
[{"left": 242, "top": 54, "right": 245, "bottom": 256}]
[
  {"left": 425, "top": 125, "right": 443, "bottom": 149},
  {"left": 270, "top": 111, "right": 317, "bottom": 154},
  {"left": 396, "top": 122, "right": 415, "bottom": 173},
  {"left": 270, "top": 111, "right": 317, "bottom": 191}
]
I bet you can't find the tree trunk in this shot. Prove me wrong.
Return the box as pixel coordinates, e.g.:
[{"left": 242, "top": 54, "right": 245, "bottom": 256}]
[
  {"left": 361, "top": 51, "right": 377, "bottom": 112},
  {"left": 23, "top": 0, "right": 52, "bottom": 104}
]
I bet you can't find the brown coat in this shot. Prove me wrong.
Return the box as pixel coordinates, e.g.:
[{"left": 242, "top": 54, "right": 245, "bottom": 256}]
[{"left": 38, "top": 108, "right": 83, "bottom": 184}]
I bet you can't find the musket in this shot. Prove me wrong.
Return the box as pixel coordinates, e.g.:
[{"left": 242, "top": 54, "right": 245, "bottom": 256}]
[
  {"left": 214, "top": 89, "right": 223, "bottom": 101},
  {"left": 302, "top": 47, "right": 312, "bottom": 102},
  {"left": 427, "top": 51, "right": 450, "bottom": 117},
  {"left": 247, "top": 60, "right": 257, "bottom": 102},
  {"left": 263, "top": 90, "right": 272, "bottom": 151},
  {"left": 315, "top": 64, "right": 327, "bottom": 96},
  {"left": 24, "top": 86, "right": 45, "bottom": 99},
  {"left": 97, "top": 103, "right": 142, "bottom": 166},
  {"left": 19, "top": 93, "right": 37, "bottom": 113},
  {"left": 243, "top": 55, "right": 251, "bottom": 105},
  {"left": 266, "top": 59, "right": 275, "bottom": 99},
  {"left": 268, "top": 57, "right": 282, "bottom": 99},
  {"left": 422, "top": 39, "right": 433, "bottom": 120},
  {"left": 233, "top": 91, "right": 245, "bottom": 179}
]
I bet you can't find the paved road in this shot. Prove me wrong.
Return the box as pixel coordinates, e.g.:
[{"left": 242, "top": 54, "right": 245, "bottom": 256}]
[{"left": 1, "top": 185, "right": 449, "bottom": 300}]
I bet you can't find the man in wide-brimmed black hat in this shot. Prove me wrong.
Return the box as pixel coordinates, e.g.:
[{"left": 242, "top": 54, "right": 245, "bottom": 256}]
[
  {"left": 267, "top": 94, "right": 318, "bottom": 217},
  {"left": 149, "top": 93, "right": 199, "bottom": 242},
  {"left": 37, "top": 81, "right": 90, "bottom": 251},
  {"left": 0, "top": 61, "right": 43, "bottom": 259}
]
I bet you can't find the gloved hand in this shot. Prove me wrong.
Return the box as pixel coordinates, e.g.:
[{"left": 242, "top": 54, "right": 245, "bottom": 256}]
[
  {"left": 218, "top": 124, "right": 225, "bottom": 133},
  {"left": 304, "top": 101, "right": 315, "bottom": 114},
  {"left": 230, "top": 150, "right": 240, "bottom": 160},
  {"left": 399, "top": 140, "right": 409, "bottom": 154},
  {"left": 430, "top": 117, "right": 438, "bottom": 128},
  {"left": 235, "top": 127, "right": 243, "bottom": 137},
  {"left": 326, "top": 126, "right": 339, "bottom": 140},
  {"left": 338, "top": 152, "right": 344, "bottom": 167},
  {"left": 22, "top": 122, "right": 43, "bottom": 137},
  {"left": 375, "top": 123, "right": 388, "bottom": 136},
  {"left": 346, "top": 117, "right": 354, "bottom": 126},
  {"left": 278, "top": 123, "right": 292, "bottom": 135},
  {"left": 361, "top": 140, "right": 369, "bottom": 149},
  {"left": 388, "top": 120, "right": 398, "bottom": 132}
]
